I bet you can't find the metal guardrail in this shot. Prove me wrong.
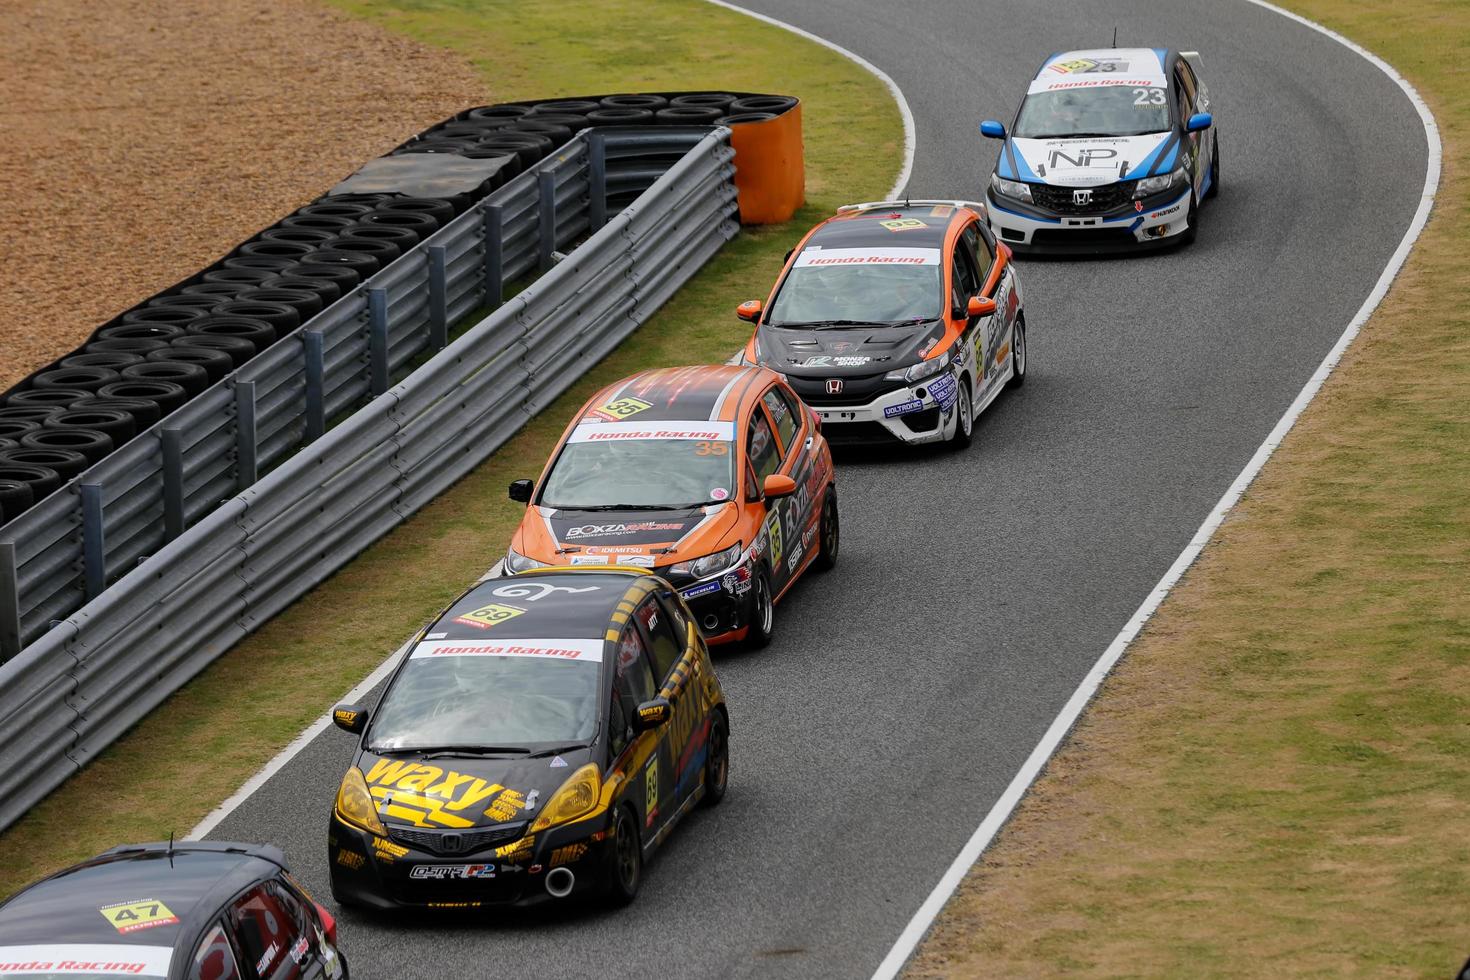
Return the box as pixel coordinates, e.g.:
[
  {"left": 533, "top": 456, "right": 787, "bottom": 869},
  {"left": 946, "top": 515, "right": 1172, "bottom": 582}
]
[
  {"left": 0, "top": 127, "right": 719, "bottom": 660},
  {"left": 0, "top": 128, "right": 737, "bottom": 831}
]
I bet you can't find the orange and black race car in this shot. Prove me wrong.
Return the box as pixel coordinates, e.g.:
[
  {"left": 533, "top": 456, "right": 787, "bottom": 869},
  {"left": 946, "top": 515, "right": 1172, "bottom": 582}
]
[
  {"left": 736, "top": 199, "right": 1028, "bottom": 448},
  {"left": 503, "top": 365, "right": 836, "bottom": 648},
  {"left": 328, "top": 567, "right": 727, "bottom": 911}
]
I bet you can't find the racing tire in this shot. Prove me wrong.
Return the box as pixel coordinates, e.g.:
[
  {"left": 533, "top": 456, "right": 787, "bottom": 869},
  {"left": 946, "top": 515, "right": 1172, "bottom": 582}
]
[
  {"left": 1009, "top": 316, "right": 1027, "bottom": 389},
  {"left": 604, "top": 805, "right": 642, "bottom": 908},
  {"left": 702, "top": 713, "right": 729, "bottom": 807},
  {"left": 947, "top": 378, "right": 974, "bottom": 451},
  {"left": 1207, "top": 137, "right": 1220, "bottom": 200},
  {"left": 745, "top": 570, "right": 775, "bottom": 650},
  {"left": 1181, "top": 191, "right": 1201, "bottom": 246},
  {"left": 812, "top": 490, "right": 839, "bottom": 572}
]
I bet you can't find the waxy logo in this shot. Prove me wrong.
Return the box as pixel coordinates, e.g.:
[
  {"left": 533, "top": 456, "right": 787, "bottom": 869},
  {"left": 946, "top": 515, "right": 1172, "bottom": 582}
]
[{"left": 365, "top": 759, "right": 521, "bottom": 829}]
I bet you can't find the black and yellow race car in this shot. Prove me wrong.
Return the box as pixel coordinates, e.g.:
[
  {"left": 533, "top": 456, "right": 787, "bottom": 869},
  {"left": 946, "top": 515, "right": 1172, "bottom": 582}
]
[{"left": 328, "top": 567, "right": 729, "bottom": 911}]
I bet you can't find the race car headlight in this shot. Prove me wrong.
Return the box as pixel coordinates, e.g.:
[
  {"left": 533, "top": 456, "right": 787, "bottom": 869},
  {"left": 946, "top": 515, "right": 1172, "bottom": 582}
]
[
  {"left": 503, "top": 546, "right": 546, "bottom": 575},
  {"left": 335, "top": 767, "right": 386, "bottom": 836},
  {"left": 1133, "top": 167, "right": 1188, "bottom": 198},
  {"left": 885, "top": 351, "right": 950, "bottom": 384},
  {"left": 529, "top": 763, "right": 601, "bottom": 832},
  {"left": 989, "top": 174, "right": 1033, "bottom": 202},
  {"left": 669, "top": 542, "right": 742, "bottom": 580}
]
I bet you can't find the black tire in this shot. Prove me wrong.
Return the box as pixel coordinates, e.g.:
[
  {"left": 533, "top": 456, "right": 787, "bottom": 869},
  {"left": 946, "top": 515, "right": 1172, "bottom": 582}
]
[
  {"left": 509, "top": 120, "right": 574, "bottom": 146},
  {"left": 280, "top": 213, "right": 358, "bottom": 235},
  {"left": 209, "top": 301, "right": 300, "bottom": 341},
  {"left": 295, "top": 201, "right": 375, "bottom": 222},
  {"left": 86, "top": 337, "right": 170, "bottom": 356},
  {"left": 474, "top": 136, "right": 547, "bottom": 168},
  {"left": 259, "top": 275, "right": 342, "bottom": 307},
  {"left": 0, "top": 478, "right": 34, "bottom": 523},
  {"left": 716, "top": 113, "right": 776, "bottom": 126},
  {"left": 530, "top": 99, "right": 600, "bottom": 116},
  {"left": 179, "top": 282, "right": 252, "bottom": 302},
  {"left": 0, "top": 420, "right": 42, "bottom": 441},
  {"left": 220, "top": 255, "right": 299, "bottom": 274},
  {"left": 702, "top": 713, "right": 729, "bottom": 807},
  {"left": 0, "top": 407, "right": 59, "bottom": 426},
  {"left": 1009, "top": 315, "right": 1027, "bottom": 389},
  {"left": 600, "top": 94, "right": 668, "bottom": 111},
  {"left": 1181, "top": 191, "right": 1201, "bottom": 246},
  {"left": 32, "top": 366, "right": 120, "bottom": 394},
  {"left": 122, "top": 360, "right": 210, "bottom": 397},
  {"left": 604, "top": 805, "right": 642, "bottom": 908},
  {"left": 585, "top": 108, "right": 654, "bottom": 127},
  {"left": 745, "top": 570, "right": 775, "bottom": 650},
  {"left": 145, "top": 293, "right": 224, "bottom": 314},
  {"left": 373, "top": 197, "right": 457, "bottom": 225},
  {"left": 0, "top": 464, "right": 59, "bottom": 512},
  {"left": 259, "top": 227, "right": 338, "bottom": 248},
  {"left": 337, "top": 225, "right": 419, "bottom": 258},
  {"left": 948, "top": 377, "right": 974, "bottom": 450},
  {"left": 97, "top": 379, "right": 189, "bottom": 416},
  {"left": 73, "top": 396, "right": 163, "bottom": 429},
  {"left": 45, "top": 408, "right": 137, "bottom": 446},
  {"left": 296, "top": 248, "right": 382, "bottom": 282},
  {"left": 187, "top": 315, "right": 273, "bottom": 354},
  {"left": 94, "top": 323, "right": 185, "bottom": 345},
  {"left": 287, "top": 262, "right": 362, "bottom": 295},
  {"left": 236, "top": 239, "right": 317, "bottom": 262},
  {"left": 1207, "top": 136, "right": 1220, "bottom": 199},
  {"left": 654, "top": 105, "right": 723, "bottom": 125},
  {"left": 169, "top": 334, "right": 255, "bottom": 368},
  {"left": 328, "top": 238, "right": 401, "bottom": 274},
  {"left": 62, "top": 352, "right": 144, "bottom": 372},
  {"left": 0, "top": 447, "right": 89, "bottom": 482},
  {"left": 119, "top": 306, "right": 203, "bottom": 329},
  {"left": 465, "top": 104, "right": 532, "bottom": 123},
  {"left": 812, "top": 489, "right": 839, "bottom": 572},
  {"left": 728, "top": 95, "right": 797, "bottom": 115},
  {"left": 235, "top": 287, "right": 324, "bottom": 322},
  {"left": 5, "top": 389, "right": 88, "bottom": 410},
  {"left": 355, "top": 209, "right": 442, "bottom": 242},
  {"left": 147, "top": 346, "right": 233, "bottom": 384},
  {"left": 20, "top": 427, "right": 112, "bottom": 464},
  {"left": 670, "top": 92, "right": 738, "bottom": 111},
  {"left": 200, "top": 268, "right": 277, "bottom": 289}
]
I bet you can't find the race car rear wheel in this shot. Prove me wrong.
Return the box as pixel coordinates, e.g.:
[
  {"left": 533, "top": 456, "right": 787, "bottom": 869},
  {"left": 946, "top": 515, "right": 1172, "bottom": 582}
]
[
  {"left": 812, "top": 489, "right": 839, "bottom": 572},
  {"left": 1009, "top": 316, "right": 1027, "bottom": 389},
  {"left": 604, "top": 805, "right": 642, "bottom": 908},
  {"left": 745, "top": 570, "right": 774, "bottom": 649},
  {"left": 702, "top": 713, "right": 729, "bottom": 807},
  {"left": 947, "top": 378, "right": 974, "bottom": 451}
]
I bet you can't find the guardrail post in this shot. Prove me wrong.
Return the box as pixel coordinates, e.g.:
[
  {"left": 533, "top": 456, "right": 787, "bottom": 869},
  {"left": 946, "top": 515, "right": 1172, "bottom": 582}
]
[
  {"left": 482, "top": 204, "right": 503, "bottom": 311},
  {"left": 589, "top": 131, "right": 608, "bottom": 231},
  {"left": 369, "top": 288, "right": 389, "bottom": 396},
  {"left": 80, "top": 484, "right": 105, "bottom": 599},
  {"left": 538, "top": 170, "right": 557, "bottom": 272},
  {"left": 161, "top": 428, "right": 185, "bottom": 541},
  {"left": 305, "top": 331, "right": 326, "bottom": 443},
  {"left": 0, "top": 541, "right": 20, "bottom": 662},
  {"left": 427, "top": 245, "right": 449, "bottom": 350},
  {"left": 234, "top": 380, "right": 257, "bottom": 491}
]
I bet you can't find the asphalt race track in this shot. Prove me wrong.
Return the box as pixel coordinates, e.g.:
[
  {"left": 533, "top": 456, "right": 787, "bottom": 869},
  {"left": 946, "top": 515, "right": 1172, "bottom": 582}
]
[{"left": 209, "top": 2, "right": 1429, "bottom": 976}]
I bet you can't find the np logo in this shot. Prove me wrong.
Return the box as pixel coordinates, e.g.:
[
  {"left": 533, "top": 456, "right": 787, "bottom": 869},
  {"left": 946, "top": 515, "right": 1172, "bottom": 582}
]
[
  {"left": 1073, "top": 188, "right": 1093, "bottom": 206},
  {"left": 1048, "top": 147, "right": 1118, "bottom": 169},
  {"left": 825, "top": 379, "right": 844, "bottom": 395}
]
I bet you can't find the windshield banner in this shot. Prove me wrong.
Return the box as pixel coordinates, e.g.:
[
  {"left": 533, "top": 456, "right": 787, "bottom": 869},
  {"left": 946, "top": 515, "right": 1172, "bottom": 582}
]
[
  {"left": 567, "top": 421, "right": 736, "bottom": 443},
  {"left": 0, "top": 945, "right": 173, "bottom": 977},
  {"left": 793, "top": 247, "right": 940, "bottom": 267},
  {"left": 410, "top": 638, "right": 605, "bottom": 663}
]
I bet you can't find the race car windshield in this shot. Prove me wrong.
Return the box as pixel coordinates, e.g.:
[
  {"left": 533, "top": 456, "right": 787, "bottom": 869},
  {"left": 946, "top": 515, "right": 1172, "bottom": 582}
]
[
  {"left": 766, "top": 263, "right": 942, "bottom": 326},
  {"left": 540, "top": 438, "right": 736, "bottom": 509},
  {"left": 369, "top": 654, "right": 599, "bottom": 751},
  {"left": 1013, "top": 86, "right": 1170, "bottom": 138}
]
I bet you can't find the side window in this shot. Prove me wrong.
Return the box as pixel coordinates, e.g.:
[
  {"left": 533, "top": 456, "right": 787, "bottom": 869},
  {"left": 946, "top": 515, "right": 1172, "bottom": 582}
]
[
  {"left": 762, "top": 387, "right": 799, "bottom": 455},
  {"left": 636, "top": 597, "right": 683, "bottom": 683},
  {"left": 950, "top": 236, "right": 981, "bottom": 313},
  {"left": 743, "top": 462, "right": 760, "bottom": 502},
  {"left": 747, "top": 409, "right": 780, "bottom": 481},
  {"left": 1176, "top": 62, "right": 1199, "bottom": 110},
  {"left": 612, "top": 624, "right": 657, "bottom": 755},
  {"left": 1172, "top": 73, "right": 1191, "bottom": 126},
  {"left": 192, "top": 922, "right": 241, "bottom": 980},
  {"left": 228, "top": 883, "right": 305, "bottom": 980},
  {"left": 657, "top": 590, "right": 689, "bottom": 641},
  {"left": 963, "top": 225, "right": 992, "bottom": 290}
]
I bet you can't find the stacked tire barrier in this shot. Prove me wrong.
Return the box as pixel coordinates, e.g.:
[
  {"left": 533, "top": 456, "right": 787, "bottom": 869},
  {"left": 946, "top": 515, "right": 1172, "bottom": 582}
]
[
  {"left": 0, "top": 91, "right": 798, "bottom": 525},
  {"left": 0, "top": 127, "right": 738, "bottom": 832}
]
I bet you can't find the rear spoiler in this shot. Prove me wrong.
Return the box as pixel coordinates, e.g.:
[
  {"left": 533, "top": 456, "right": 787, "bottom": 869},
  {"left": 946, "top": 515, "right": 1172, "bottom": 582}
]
[
  {"left": 1180, "top": 51, "right": 1205, "bottom": 74},
  {"left": 836, "top": 199, "right": 987, "bottom": 216}
]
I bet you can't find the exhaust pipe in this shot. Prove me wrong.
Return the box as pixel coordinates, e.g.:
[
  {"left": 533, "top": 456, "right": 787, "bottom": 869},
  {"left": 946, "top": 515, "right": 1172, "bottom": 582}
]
[
  {"left": 702, "top": 614, "right": 719, "bottom": 631},
  {"left": 545, "top": 867, "right": 575, "bottom": 899}
]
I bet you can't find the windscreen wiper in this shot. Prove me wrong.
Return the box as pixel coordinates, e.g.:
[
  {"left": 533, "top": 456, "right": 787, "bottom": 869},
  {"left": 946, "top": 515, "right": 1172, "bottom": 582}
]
[
  {"left": 415, "top": 745, "right": 531, "bottom": 759},
  {"left": 526, "top": 743, "right": 591, "bottom": 759},
  {"left": 770, "top": 319, "right": 886, "bottom": 329},
  {"left": 562, "top": 503, "right": 692, "bottom": 511}
]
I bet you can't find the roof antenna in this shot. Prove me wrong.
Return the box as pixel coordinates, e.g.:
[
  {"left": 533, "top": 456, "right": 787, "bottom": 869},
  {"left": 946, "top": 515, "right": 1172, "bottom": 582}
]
[
  {"left": 167, "top": 831, "right": 175, "bottom": 869},
  {"left": 1112, "top": 26, "right": 1118, "bottom": 48}
]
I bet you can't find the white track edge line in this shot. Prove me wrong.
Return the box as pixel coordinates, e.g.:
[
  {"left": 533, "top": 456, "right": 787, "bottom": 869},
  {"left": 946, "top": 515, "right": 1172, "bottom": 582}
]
[
  {"left": 870, "top": 5, "right": 1442, "bottom": 977},
  {"left": 702, "top": 0, "right": 916, "bottom": 199},
  {"left": 187, "top": 560, "right": 504, "bottom": 840}
]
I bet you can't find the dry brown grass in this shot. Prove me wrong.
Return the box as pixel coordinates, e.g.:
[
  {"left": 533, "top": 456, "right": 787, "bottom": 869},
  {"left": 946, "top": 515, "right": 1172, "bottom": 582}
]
[
  {"left": 908, "top": 2, "right": 1470, "bottom": 976},
  {"left": 0, "top": 0, "right": 488, "bottom": 390}
]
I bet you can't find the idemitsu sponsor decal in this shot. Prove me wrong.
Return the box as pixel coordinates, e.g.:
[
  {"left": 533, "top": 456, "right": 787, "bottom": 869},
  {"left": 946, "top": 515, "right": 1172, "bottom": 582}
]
[
  {"left": 0, "top": 945, "right": 173, "bottom": 977},
  {"left": 793, "top": 247, "right": 940, "bottom": 268},
  {"left": 410, "top": 638, "right": 604, "bottom": 662}
]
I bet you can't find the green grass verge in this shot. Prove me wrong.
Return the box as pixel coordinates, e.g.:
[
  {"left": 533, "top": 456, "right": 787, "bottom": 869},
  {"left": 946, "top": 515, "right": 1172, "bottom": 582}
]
[
  {"left": 0, "top": 0, "right": 899, "bottom": 896},
  {"left": 908, "top": 2, "right": 1469, "bottom": 976}
]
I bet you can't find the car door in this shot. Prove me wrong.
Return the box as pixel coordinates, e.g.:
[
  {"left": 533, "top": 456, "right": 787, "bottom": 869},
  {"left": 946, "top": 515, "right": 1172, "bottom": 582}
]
[
  {"left": 761, "top": 384, "right": 819, "bottom": 575},
  {"left": 950, "top": 224, "right": 992, "bottom": 392},
  {"left": 637, "top": 594, "right": 703, "bottom": 811},
  {"left": 1174, "top": 60, "right": 1208, "bottom": 194},
  {"left": 190, "top": 920, "right": 243, "bottom": 980},
  {"left": 613, "top": 619, "right": 664, "bottom": 845},
  {"left": 745, "top": 402, "right": 789, "bottom": 593},
  {"left": 224, "top": 880, "right": 326, "bottom": 980},
  {"left": 974, "top": 221, "right": 1019, "bottom": 384}
]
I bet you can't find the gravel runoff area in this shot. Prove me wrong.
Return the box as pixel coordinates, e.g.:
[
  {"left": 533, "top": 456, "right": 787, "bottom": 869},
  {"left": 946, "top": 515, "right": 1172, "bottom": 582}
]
[{"left": 0, "top": 0, "right": 489, "bottom": 392}]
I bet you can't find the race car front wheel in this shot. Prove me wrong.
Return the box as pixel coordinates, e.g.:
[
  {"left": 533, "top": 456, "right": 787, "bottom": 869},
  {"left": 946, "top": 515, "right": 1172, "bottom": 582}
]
[
  {"left": 1181, "top": 191, "right": 1201, "bottom": 246},
  {"left": 947, "top": 378, "right": 974, "bottom": 451},
  {"left": 812, "top": 489, "right": 839, "bottom": 572},
  {"left": 604, "top": 805, "right": 642, "bottom": 908},
  {"left": 745, "top": 570, "right": 774, "bottom": 649},
  {"left": 1009, "top": 317, "right": 1027, "bottom": 389}
]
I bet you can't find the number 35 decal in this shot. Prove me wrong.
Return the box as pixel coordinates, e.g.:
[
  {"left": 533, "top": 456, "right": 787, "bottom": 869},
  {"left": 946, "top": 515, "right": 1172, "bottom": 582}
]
[{"left": 1133, "top": 87, "right": 1166, "bottom": 105}]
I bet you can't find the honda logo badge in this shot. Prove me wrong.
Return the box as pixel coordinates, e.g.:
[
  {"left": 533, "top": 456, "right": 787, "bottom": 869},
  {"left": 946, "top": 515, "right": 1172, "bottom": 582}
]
[
  {"left": 825, "top": 379, "right": 843, "bottom": 395},
  {"left": 439, "top": 832, "right": 464, "bottom": 854},
  {"left": 1072, "top": 188, "right": 1093, "bottom": 206}
]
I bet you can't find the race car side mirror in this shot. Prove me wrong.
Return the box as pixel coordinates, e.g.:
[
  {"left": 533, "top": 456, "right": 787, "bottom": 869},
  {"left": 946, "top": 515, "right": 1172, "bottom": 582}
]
[
  {"left": 979, "top": 120, "right": 1006, "bottom": 139},
  {"left": 508, "top": 479, "right": 533, "bottom": 503},
  {"left": 762, "top": 474, "right": 797, "bottom": 502},
  {"left": 332, "top": 703, "right": 369, "bottom": 734},
  {"left": 1186, "top": 112, "right": 1213, "bottom": 133},
  {"left": 633, "top": 698, "right": 672, "bottom": 732},
  {"left": 736, "top": 300, "right": 763, "bottom": 323},
  {"left": 967, "top": 296, "right": 998, "bottom": 317}
]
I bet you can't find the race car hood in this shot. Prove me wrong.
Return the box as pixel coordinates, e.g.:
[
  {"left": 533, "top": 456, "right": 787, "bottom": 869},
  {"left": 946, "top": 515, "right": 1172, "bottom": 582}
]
[
  {"left": 757, "top": 322, "right": 945, "bottom": 378},
  {"left": 519, "top": 502, "right": 742, "bottom": 568},
  {"left": 1009, "top": 131, "right": 1170, "bottom": 187},
  {"left": 356, "top": 745, "right": 599, "bottom": 831}
]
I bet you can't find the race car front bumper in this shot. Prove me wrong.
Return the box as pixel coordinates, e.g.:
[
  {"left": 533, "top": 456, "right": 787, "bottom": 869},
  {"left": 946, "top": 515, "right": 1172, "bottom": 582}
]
[
  {"left": 328, "top": 810, "right": 616, "bottom": 911},
  {"left": 672, "top": 567, "right": 754, "bottom": 646},
  {"left": 807, "top": 372, "right": 961, "bottom": 446},
  {"left": 986, "top": 188, "right": 1192, "bottom": 254}
]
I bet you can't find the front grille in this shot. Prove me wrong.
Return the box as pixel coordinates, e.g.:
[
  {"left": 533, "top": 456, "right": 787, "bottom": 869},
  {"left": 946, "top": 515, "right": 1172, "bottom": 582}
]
[
  {"left": 1031, "top": 182, "right": 1130, "bottom": 215},
  {"left": 389, "top": 822, "right": 527, "bottom": 856},
  {"left": 786, "top": 372, "right": 898, "bottom": 407},
  {"left": 1031, "top": 227, "right": 1136, "bottom": 247}
]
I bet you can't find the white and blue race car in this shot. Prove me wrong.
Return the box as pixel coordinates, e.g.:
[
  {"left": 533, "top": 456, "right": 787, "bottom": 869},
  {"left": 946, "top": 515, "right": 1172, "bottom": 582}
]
[{"left": 980, "top": 48, "right": 1218, "bottom": 253}]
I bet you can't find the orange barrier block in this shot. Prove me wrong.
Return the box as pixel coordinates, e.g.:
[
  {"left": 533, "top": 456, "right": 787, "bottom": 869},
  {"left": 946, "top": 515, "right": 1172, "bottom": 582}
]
[{"left": 728, "top": 101, "right": 805, "bottom": 225}]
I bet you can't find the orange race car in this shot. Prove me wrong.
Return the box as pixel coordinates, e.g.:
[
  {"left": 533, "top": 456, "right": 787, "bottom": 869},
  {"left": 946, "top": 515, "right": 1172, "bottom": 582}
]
[{"left": 504, "top": 365, "right": 837, "bottom": 648}]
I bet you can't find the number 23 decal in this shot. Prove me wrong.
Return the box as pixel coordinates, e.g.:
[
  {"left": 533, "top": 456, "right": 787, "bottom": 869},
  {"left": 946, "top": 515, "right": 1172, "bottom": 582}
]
[{"left": 1132, "top": 87, "right": 1166, "bottom": 105}]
